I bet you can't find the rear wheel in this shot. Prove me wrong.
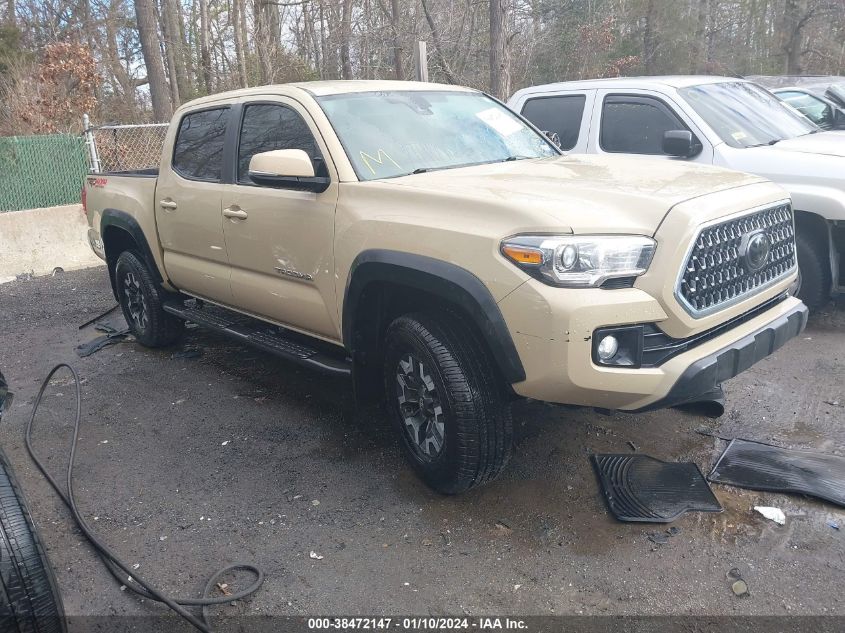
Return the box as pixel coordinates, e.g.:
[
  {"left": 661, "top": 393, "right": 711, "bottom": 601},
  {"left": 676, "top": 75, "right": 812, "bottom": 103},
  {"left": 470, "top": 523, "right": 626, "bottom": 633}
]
[
  {"left": 115, "top": 251, "right": 183, "bottom": 347},
  {"left": 383, "top": 313, "right": 513, "bottom": 494},
  {"left": 794, "top": 231, "right": 830, "bottom": 310},
  {"left": 0, "top": 448, "right": 66, "bottom": 633}
]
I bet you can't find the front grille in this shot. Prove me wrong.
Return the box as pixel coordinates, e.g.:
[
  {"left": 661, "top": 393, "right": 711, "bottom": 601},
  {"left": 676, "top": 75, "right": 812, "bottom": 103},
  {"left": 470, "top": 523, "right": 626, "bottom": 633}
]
[{"left": 677, "top": 203, "right": 796, "bottom": 316}]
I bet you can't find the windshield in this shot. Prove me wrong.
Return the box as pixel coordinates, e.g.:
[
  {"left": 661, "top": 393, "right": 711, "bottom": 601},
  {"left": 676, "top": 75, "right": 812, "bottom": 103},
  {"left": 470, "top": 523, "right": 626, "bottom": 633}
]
[
  {"left": 680, "top": 81, "right": 817, "bottom": 148},
  {"left": 316, "top": 90, "right": 558, "bottom": 180}
]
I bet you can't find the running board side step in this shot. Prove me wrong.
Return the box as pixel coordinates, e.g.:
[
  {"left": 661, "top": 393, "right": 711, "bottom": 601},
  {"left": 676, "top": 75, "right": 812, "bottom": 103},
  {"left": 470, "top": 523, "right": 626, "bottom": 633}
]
[{"left": 162, "top": 300, "right": 351, "bottom": 376}]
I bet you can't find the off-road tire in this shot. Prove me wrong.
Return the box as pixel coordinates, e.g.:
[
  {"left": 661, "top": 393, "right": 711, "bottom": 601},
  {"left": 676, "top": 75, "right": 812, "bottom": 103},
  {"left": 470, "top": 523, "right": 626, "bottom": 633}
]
[
  {"left": 794, "top": 231, "right": 830, "bottom": 310},
  {"left": 115, "top": 251, "right": 183, "bottom": 347},
  {"left": 383, "top": 313, "right": 513, "bottom": 494},
  {"left": 0, "top": 448, "right": 66, "bottom": 633}
]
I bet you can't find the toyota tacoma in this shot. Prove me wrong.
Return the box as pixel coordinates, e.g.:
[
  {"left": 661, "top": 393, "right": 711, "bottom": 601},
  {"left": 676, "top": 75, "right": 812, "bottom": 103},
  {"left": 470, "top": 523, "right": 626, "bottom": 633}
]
[{"left": 84, "top": 80, "right": 807, "bottom": 493}]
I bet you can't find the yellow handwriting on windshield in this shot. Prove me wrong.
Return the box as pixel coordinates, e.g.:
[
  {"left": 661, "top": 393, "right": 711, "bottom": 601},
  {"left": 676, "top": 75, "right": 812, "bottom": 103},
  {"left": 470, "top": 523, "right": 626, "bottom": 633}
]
[{"left": 360, "top": 149, "right": 401, "bottom": 175}]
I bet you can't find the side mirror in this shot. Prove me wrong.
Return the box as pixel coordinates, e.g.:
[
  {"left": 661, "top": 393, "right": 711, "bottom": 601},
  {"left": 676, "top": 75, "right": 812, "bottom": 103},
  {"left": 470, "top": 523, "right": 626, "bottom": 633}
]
[
  {"left": 542, "top": 130, "right": 562, "bottom": 148},
  {"left": 248, "top": 149, "right": 330, "bottom": 193},
  {"left": 833, "top": 107, "right": 845, "bottom": 130},
  {"left": 662, "top": 130, "right": 702, "bottom": 158}
]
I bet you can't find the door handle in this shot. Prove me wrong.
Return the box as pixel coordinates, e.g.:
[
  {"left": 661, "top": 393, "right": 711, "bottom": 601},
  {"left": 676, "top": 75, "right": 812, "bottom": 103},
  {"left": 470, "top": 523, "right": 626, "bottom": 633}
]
[
  {"left": 223, "top": 206, "right": 248, "bottom": 220},
  {"left": 159, "top": 199, "right": 178, "bottom": 210}
]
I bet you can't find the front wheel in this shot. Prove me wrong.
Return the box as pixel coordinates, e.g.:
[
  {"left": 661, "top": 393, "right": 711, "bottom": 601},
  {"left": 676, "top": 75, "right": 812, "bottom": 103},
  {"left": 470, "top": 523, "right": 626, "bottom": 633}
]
[
  {"left": 383, "top": 313, "right": 513, "bottom": 494},
  {"left": 115, "top": 251, "right": 183, "bottom": 347}
]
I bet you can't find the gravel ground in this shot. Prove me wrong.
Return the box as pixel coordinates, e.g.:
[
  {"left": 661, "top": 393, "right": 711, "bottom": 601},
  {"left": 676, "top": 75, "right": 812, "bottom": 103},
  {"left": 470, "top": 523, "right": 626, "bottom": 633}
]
[{"left": 0, "top": 266, "right": 843, "bottom": 623}]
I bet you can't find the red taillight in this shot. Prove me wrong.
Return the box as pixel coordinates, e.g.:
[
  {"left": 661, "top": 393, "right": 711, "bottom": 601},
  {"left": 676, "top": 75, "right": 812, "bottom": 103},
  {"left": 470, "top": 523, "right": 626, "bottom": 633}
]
[{"left": 81, "top": 185, "right": 87, "bottom": 214}]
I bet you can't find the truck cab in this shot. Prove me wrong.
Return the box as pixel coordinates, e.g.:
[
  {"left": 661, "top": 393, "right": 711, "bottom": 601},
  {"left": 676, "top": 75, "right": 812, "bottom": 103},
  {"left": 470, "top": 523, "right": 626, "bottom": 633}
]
[{"left": 509, "top": 76, "right": 845, "bottom": 310}]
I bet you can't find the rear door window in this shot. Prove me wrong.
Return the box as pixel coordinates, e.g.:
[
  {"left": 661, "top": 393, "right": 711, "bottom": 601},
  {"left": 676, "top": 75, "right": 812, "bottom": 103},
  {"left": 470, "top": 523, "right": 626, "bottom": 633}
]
[
  {"left": 600, "top": 95, "right": 686, "bottom": 154},
  {"left": 520, "top": 95, "right": 587, "bottom": 150},
  {"left": 172, "top": 108, "right": 229, "bottom": 181}
]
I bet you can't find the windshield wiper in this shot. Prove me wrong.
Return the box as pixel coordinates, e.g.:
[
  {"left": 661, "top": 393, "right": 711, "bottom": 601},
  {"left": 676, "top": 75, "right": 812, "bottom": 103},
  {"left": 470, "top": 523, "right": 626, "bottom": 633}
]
[{"left": 404, "top": 156, "right": 532, "bottom": 177}]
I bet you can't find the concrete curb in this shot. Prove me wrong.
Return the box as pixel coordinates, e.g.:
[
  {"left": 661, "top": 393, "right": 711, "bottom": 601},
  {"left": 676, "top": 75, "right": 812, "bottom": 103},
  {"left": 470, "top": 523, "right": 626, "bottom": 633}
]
[{"left": 0, "top": 204, "right": 104, "bottom": 284}]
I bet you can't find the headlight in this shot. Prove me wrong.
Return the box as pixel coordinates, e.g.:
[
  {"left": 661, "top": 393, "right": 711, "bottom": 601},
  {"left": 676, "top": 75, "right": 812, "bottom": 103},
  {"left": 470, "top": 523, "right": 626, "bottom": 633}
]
[{"left": 500, "top": 234, "right": 656, "bottom": 288}]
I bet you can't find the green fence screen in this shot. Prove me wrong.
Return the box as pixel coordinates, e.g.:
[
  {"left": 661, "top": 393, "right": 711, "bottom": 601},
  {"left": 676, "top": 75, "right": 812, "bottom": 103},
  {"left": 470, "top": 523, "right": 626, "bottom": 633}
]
[{"left": 0, "top": 134, "right": 89, "bottom": 212}]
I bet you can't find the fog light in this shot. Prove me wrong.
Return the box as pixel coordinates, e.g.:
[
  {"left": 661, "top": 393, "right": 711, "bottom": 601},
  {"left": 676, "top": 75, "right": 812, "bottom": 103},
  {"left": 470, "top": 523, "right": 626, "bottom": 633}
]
[{"left": 597, "top": 335, "right": 619, "bottom": 361}]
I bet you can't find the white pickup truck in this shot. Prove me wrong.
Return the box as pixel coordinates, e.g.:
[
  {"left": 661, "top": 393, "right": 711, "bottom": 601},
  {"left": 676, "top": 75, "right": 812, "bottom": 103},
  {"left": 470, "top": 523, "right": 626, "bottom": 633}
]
[{"left": 509, "top": 76, "right": 845, "bottom": 309}]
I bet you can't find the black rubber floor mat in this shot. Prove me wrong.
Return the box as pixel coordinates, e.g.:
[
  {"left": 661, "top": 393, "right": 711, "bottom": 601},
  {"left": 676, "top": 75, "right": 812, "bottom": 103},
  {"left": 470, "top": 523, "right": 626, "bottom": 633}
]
[
  {"left": 592, "top": 454, "right": 723, "bottom": 522},
  {"left": 708, "top": 438, "right": 845, "bottom": 507}
]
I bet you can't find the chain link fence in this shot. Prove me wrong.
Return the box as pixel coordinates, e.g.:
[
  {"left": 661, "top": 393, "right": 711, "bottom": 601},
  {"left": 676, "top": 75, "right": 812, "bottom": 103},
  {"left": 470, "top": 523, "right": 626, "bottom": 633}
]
[
  {"left": 0, "top": 134, "right": 89, "bottom": 212},
  {"left": 85, "top": 118, "right": 168, "bottom": 173},
  {"left": 0, "top": 117, "right": 168, "bottom": 212}
]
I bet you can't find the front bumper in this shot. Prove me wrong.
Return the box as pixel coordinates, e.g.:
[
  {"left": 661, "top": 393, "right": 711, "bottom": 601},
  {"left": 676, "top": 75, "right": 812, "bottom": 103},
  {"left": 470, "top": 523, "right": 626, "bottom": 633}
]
[
  {"left": 497, "top": 276, "right": 805, "bottom": 411},
  {"left": 629, "top": 300, "right": 807, "bottom": 412}
]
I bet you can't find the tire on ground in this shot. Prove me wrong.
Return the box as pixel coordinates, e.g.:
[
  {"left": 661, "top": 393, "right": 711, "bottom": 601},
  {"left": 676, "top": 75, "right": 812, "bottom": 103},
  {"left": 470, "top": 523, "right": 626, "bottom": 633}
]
[
  {"left": 0, "top": 449, "right": 66, "bottom": 633},
  {"left": 383, "top": 312, "right": 513, "bottom": 494},
  {"left": 794, "top": 230, "right": 830, "bottom": 310},
  {"left": 114, "top": 250, "right": 183, "bottom": 347}
]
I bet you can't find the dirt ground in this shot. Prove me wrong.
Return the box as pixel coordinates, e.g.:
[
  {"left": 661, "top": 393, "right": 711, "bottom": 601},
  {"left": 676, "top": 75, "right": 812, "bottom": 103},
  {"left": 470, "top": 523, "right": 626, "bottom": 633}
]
[{"left": 0, "top": 266, "right": 843, "bottom": 622}]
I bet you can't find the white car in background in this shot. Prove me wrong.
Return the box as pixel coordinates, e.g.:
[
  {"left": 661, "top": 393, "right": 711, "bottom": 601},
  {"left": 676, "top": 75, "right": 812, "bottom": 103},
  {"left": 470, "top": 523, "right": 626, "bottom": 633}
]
[
  {"left": 508, "top": 76, "right": 845, "bottom": 309},
  {"left": 772, "top": 87, "right": 845, "bottom": 132}
]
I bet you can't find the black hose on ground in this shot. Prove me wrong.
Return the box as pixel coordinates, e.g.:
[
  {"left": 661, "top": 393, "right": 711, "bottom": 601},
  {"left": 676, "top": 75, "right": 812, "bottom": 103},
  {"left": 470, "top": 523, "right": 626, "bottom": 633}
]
[{"left": 24, "top": 363, "right": 264, "bottom": 632}]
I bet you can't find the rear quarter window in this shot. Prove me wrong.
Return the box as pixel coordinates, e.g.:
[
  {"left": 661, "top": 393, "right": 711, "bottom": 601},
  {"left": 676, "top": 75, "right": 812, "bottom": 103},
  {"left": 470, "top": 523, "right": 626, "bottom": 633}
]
[
  {"left": 172, "top": 108, "right": 229, "bottom": 181},
  {"left": 520, "top": 95, "right": 586, "bottom": 151}
]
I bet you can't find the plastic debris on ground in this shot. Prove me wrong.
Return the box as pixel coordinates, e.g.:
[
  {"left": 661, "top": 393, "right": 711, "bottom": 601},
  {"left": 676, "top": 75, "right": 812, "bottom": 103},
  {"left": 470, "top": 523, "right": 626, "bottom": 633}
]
[
  {"left": 673, "top": 384, "right": 725, "bottom": 419},
  {"left": 75, "top": 328, "right": 130, "bottom": 357},
  {"left": 754, "top": 506, "right": 786, "bottom": 525}
]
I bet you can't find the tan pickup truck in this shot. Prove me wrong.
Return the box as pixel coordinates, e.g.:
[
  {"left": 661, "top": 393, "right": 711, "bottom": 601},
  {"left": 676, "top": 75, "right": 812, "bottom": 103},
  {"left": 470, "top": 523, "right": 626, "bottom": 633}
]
[{"left": 84, "top": 80, "right": 807, "bottom": 493}]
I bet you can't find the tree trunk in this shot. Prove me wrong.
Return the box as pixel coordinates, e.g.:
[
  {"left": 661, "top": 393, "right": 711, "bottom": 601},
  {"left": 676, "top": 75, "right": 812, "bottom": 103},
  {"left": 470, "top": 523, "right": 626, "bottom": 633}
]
[
  {"left": 238, "top": 0, "right": 250, "bottom": 84},
  {"left": 134, "top": 0, "right": 172, "bottom": 121},
  {"left": 782, "top": 0, "right": 809, "bottom": 74},
  {"left": 421, "top": 0, "right": 457, "bottom": 83},
  {"left": 162, "top": 0, "right": 191, "bottom": 100},
  {"left": 255, "top": 0, "right": 281, "bottom": 84},
  {"left": 690, "top": 0, "right": 708, "bottom": 73},
  {"left": 390, "top": 0, "right": 402, "bottom": 79},
  {"left": 340, "top": 0, "right": 353, "bottom": 79},
  {"left": 199, "top": 0, "right": 213, "bottom": 92},
  {"left": 489, "top": 0, "right": 509, "bottom": 99},
  {"left": 5, "top": 0, "right": 14, "bottom": 26},
  {"left": 643, "top": 0, "right": 657, "bottom": 74},
  {"left": 232, "top": 0, "right": 247, "bottom": 88},
  {"left": 159, "top": 0, "right": 181, "bottom": 105}
]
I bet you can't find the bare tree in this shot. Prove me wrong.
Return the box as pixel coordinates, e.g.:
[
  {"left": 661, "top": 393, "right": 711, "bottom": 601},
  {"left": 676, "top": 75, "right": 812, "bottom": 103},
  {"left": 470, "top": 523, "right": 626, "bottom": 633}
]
[
  {"left": 340, "top": 0, "right": 353, "bottom": 79},
  {"left": 232, "top": 0, "right": 248, "bottom": 87},
  {"left": 161, "top": 0, "right": 192, "bottom": 100},
  {"left": 421, "top": 0, "right": 458, "bottom": 83},
  {"left": 199, "top": 0, "right": 213, "bottom": 92},
  {"left": 489, "top": 0, "right": 510, "bottom": 99},
  {"left": 133, "top": 0, "right": 172, "bottom": 121}
]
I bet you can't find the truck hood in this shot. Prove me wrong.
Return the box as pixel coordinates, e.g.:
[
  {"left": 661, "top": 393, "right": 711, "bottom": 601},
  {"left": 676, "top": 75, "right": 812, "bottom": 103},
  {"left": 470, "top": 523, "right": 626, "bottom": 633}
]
[
  {"left": 772, "top": 131, "right": 845, "bottom": 157},
  {"left": 719, "top": 133, "right": 845, "bottom": 189},
  {"left": 382, "top": 154, "right": 768, "bottom": 234}
]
